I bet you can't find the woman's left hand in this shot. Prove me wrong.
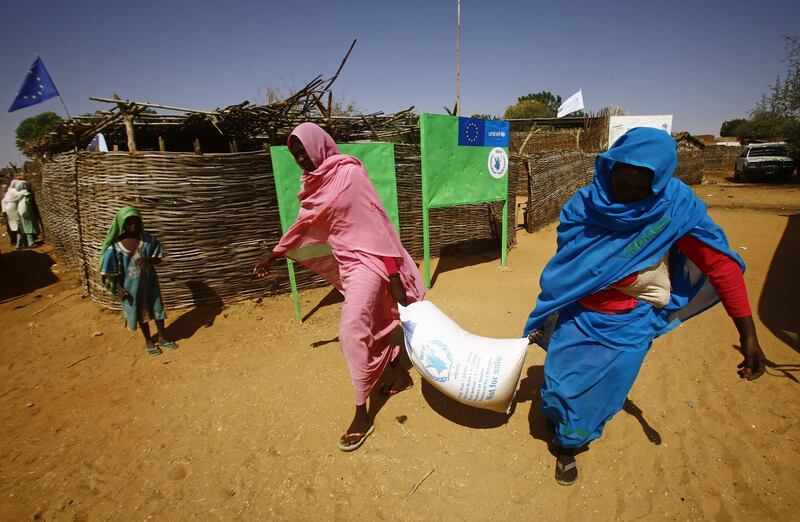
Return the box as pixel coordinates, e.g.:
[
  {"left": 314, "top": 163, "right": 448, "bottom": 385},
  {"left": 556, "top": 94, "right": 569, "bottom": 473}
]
[
  {"left": 737, "top": 336, "right": 766, "bottom": 380},
  {"left": 731, "top": 316, "right": 766, "bottom": 381}
]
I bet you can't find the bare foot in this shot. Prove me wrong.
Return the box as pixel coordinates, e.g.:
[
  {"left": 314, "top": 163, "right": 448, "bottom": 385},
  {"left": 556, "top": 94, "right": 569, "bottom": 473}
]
[
  {"left": 382, "top": 371, "right": 413, "bottom": 395},
  {"left": 340, "top": 406, "right": 372, "bottom": 448}
]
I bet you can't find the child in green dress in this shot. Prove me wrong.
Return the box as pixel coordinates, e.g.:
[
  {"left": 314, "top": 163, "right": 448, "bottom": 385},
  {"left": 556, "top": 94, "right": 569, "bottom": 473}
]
[{"left": 99, "top": 206, "right": 177, "bottom": 355}]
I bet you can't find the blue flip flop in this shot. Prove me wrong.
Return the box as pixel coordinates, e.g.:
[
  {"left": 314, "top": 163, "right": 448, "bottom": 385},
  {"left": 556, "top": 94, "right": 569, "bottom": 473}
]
[{"left": 159, "top": 340, "right": 178, "bottom": 350}]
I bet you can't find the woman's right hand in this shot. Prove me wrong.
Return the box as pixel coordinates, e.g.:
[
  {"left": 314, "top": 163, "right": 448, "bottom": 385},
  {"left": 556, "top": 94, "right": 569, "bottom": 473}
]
[
  {"left": 527, "top": 329, "right": 544, "bottom": 345},
  {"left": 116, "top": 286, "right": 130, "bottom": 300},
  {"left": 253, "top": 254, "right": 277, "bottom": 279}
]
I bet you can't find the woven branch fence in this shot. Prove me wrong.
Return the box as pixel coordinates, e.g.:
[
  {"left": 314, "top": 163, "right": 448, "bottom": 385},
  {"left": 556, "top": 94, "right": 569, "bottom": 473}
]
[
  {"left": 39, "top": 154, "right": 84, "bottom": 272},
  {"left": 511, "top": 130, "right": 581, "bottom": 155},
  {"left": 522, "top": 147, "right": 708, "bottom": 233},
  {"left": 39, "top": 144, "right": 517, "bottom": 309},
  {"left": 525, "top": 150, "right": 597, "bottom": 232}
]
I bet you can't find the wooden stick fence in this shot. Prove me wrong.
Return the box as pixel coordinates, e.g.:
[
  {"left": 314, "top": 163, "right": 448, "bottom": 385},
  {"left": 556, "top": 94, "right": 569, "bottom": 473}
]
[{"left": 39, "top": 144, "right": 518, "bottom": 309}]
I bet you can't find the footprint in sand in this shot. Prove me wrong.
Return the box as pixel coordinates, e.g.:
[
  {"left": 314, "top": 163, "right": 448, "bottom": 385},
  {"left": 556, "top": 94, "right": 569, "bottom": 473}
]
[{"left": 167, "top": 463, "right": 189, "bottom": 480}]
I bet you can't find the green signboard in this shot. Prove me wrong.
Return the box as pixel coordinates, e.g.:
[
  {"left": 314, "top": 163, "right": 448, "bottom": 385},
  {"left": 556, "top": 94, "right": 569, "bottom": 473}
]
[
  {"left": 270, "top": 142, "right": 399, "bottom": 320},
  {"left": 420, "top": 113, "right": 511, "bottom": 288}
]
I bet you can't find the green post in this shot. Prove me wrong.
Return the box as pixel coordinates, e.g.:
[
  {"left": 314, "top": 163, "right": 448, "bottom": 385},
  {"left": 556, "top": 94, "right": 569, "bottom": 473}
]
[
  {"left": 501, "top": 198, "right": 508, "bottom": 267},
  {"left": 421, "top": 137, "right": 432, "bottom": 288},
  {"left": 423, "top": 203, "right": 431, "bottom": 289},
  {"left": 286, "top": 259, "right": 303, "bottom": 322}
]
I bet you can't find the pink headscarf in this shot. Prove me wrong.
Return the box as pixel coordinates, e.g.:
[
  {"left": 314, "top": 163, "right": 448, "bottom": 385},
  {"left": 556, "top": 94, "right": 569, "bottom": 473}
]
[{"left": 273, "top": 123, "right": 424, "bottom": 301}]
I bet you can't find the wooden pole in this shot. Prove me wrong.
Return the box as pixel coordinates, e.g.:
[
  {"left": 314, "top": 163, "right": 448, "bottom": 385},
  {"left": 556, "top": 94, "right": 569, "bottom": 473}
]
[
  {"left": 122, "top": 113, "right": 136, "bottom": 152},
  {"left": 113, "top": 93, "right": 137, "bottom": 152},
  {"left": 158, "top": 136, "right": 166, "bottom": 152},
  {"left": 58, "top": 95, "right": 72, "bottom": 119},
  {"left": 361, "top": 116, "right": 381, "bottom": 142},
  {"left": 193, "top": 138, "right": 202, "bottom": 155},
  {"left": 456, "top": 0, "right": 461, "bottom": 116},
  {"left": 323, "top": 39, "right": 357, "bottom": 91},
  {"left": 89, "top": 97, "right": 219, "bottom": 115},
  {"left": 518, "top": 123, "right": 538, "bottom": 155}
]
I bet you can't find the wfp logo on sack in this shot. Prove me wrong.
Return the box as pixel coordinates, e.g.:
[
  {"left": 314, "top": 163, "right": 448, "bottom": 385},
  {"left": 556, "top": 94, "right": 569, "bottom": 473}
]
[
  {"left": 458, "top": 117, "right": 509, "bottom": 148},
  {"left": 418, "top": 340, "right": 453, "bottom": 383},
  {"left": 401, "top": 320, "right": 417, "bottom": 340}
]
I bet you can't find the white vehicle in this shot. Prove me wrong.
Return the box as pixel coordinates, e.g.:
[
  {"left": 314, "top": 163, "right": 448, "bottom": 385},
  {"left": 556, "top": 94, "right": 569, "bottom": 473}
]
[{"left": 734, "top": 142, "right": 795, "bottom": 182}]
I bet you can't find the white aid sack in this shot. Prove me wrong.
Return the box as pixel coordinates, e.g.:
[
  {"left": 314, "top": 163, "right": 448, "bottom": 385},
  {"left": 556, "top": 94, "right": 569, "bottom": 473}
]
[{"left": 399, "top": 300, "right": 528, "bottom": 413}]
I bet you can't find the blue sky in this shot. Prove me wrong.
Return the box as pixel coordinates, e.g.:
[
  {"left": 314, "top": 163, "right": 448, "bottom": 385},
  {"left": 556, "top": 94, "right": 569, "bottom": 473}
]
[{"left": 1, "top": 0, "right": 798, "bottom": 165}]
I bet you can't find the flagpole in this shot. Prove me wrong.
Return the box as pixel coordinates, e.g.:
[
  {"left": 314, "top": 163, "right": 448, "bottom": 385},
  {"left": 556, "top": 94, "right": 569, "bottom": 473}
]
[
  {"left": 456, "top": 0, "right": 461, "bottom": 116},
  {"left": 58, "top": 95, "right": 72, "bottom": 119}
]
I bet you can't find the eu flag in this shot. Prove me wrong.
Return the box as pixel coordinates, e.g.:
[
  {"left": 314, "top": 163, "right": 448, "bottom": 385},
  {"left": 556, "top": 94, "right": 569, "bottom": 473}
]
[
  {"left": 8, "top": 57, "right": 60, "bottom": 112},
  {"left": 457, "top": 117, "right": 509, "bottom": 147},
  {"left": 458, "top": 117, "right": 485, "bottom": 146}
]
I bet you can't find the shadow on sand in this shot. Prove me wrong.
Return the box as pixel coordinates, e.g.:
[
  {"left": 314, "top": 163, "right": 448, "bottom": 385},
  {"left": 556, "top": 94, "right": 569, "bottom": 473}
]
[
  {"left": 165, "top": 280, "right": 224, "bottom": 342},
  {"left": 0, "top": 247, "right": 59, "bottom": 302},
  {"left": 302, "top": 287, "right": 344, "bottom": 322},
  {"left": 758, "top": 214, "right": 800, "bottom": 354},
  {"left": 430, "top": 238, "right": 502, "bottom": 287},
  {"left": 515, "top": 365, "right": 663, "bottom": 456}
]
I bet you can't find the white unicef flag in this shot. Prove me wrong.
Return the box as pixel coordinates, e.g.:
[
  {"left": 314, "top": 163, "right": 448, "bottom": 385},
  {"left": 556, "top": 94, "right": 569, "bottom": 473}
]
[{"left": 557, "top": 89, "right": 584, "bottom": 118}]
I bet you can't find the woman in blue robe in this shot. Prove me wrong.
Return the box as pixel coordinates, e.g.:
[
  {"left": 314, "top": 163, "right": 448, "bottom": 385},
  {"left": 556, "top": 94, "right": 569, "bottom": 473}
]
[
  {"left": 100, "top": 206, "right": 176, "bottom": 355},
  {"left": 524, "top": 128, "right": 766, "bottom": 485}
]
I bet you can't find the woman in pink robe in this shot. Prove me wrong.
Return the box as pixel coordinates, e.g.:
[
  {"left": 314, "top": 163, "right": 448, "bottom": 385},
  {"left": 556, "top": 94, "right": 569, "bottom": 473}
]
[{"left": 254, "top": 123, "right": 425, "bottom": 451}]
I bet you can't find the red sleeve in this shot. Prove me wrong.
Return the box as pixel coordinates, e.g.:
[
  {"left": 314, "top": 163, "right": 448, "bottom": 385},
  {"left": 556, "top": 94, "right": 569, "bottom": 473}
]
[
  {"left": 676, "top": 234, "right": 751, "bottom": 318},
  {"left": 382, "top": 256, "right": 399, "bottom": 276},
  {"left": 612, "top": 273, "right": 638, "bottom": 287}
]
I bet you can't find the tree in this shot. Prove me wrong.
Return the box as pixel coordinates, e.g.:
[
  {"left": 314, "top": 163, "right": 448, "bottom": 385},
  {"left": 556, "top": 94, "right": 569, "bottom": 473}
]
[
  {"left": 754, "top": 36, "right": 800, "bottom": 159},
  {"left": 469, "top": 113, "right": 499, "bottom": 120},
  {"left": 758, "top": 36, "right": 799, "bottom": 117},
  {"left": 719, "top": 36, "right": 800, "bottom": 159},
  {"left": 720, "top": 118, "right": 749, "bottom": 137},
  {"left": 518, "top": 91, "right": 561, "bottom": 115},
  {"left": 15, "top": 112, "right": 63, "bottom": 154},
  {"left": 503, "top": 99, "right": 552, "bottom": 119},
  {"left": 503, "top": 90, "right": 588, "bottom": 119}
]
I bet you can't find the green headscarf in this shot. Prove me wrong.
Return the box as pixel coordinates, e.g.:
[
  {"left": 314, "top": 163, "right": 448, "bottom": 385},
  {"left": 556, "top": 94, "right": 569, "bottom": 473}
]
[{"left": 100, "top": 206, "right": 141, "bottom": 293}]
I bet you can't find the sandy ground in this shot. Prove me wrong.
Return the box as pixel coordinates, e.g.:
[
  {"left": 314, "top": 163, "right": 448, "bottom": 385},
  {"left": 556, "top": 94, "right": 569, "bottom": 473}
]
[{"left": 1, "top": 184, "right": 798, "bottom": 521}]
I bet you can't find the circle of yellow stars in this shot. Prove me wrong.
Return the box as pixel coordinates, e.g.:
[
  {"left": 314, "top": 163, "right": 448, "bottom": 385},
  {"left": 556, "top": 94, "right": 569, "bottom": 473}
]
[
  {"left": 20, "top": 69, "right": 46, "bottom": 101},
  {"left": 465, "top": 121, "right": 480, "bottom": 144}
]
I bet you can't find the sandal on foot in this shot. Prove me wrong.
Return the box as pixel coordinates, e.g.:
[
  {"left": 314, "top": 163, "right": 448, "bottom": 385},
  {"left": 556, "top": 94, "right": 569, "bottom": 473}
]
[
  {"left": 159, "top": 340, "right": 178, "bottom": 350},
  {"left": 146, "top": 344, "right": 162, "bottom": 356},
  {"left": 555, "top": 453, "right": 578, "bottom": 486},
  {"left": 380, "top": 383, "right": 413, "bottom": 396},
  {"left": 337, "top": 425, "right": 374, "bottom": 452}
]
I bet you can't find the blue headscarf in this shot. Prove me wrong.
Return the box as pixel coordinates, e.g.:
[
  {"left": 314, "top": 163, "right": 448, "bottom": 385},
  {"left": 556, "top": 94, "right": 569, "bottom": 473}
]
[{"left": 523, "top": 127, "right": 744, "bottom": 350}]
